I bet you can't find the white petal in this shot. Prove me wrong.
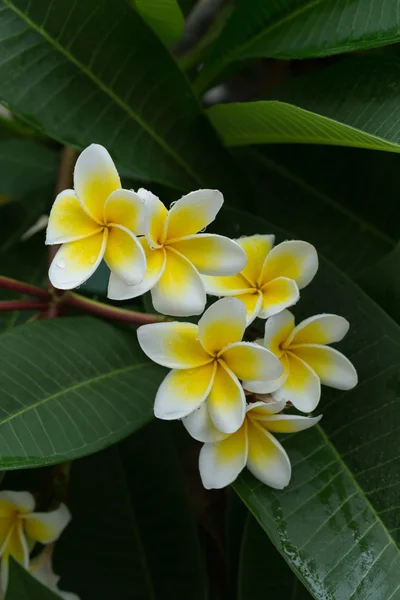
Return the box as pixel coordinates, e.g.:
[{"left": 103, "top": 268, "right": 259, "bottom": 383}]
[
  {"left": 167, "top": 234, "right": 247, "bottom": 276},
  {"left": 46, "top": 190, "right": 100, "bottom": 245},
  {"left": 262, "top": 413, "right": 322, "bottom": 433},
  {"left": 137, "top": 322, "right": 211, "bottom": 369},
  {"left": 286, "top": 314, "right": 350, "bottom": 346},
  {"left": 236, "top": 234, "right": 275, "bottom": 286},
  {"left": 221, "top": 341, "right": 283, "bottom": 382},
  {"left": 154, "top": 363, "right": 216, "bottom": 420},
  {"left": 207, "top": 362, "right": 246, "bottom": 434},
  {"left": 182, "top": 402, "right": 227, "bottom": 443},
  {"left": 247, "top": 398, "right": 287, "bottom": 416},
  {"left": 199, "top": 424, "right": 248, "bottom": 490},
  {"left": 138, "top": 188, "right": 168, "bottom": 246},
  {"left": 291, "top": 345, "right": 358, "bottom": 390},
  {"left": 263, "top": 309, "right": 295, "bottom": 356},
  {"left": 260, "top": 240, "right": 318, "bottom": 289},
  {"left": 246, "top": 421, "right": 291, "bottom": 490},
  {"left": 258, "top": 277, "right": 299, "bottom": 319},
  {"left": 243, "top": 352, "right": 289, "bottom": 395},
  {"left": 0, "top": 491, "right": 35, "bottom": 515},
  {"left": 273, "top": 352, "right": 321, "bottom": 413},
  {"left": 104, "top": 225, "right": 146, "bottom": 286},
  {"left": 165, "top": 189, "right": 223, "bottom": 240},
  {"left": 23, "top": 503, "right": 71, "bottom": 544},
  {"left": 198, "top": 297, "right": 246, "bottom": 355},
  {"left": 104, "top": 189, "right": 148, "bottom": 235},
  {"left": 107, "top": 243, "right": 165, "bottom": 300}
]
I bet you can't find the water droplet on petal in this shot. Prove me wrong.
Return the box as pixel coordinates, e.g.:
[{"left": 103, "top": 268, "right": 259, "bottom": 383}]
[
  {"left": 169, "top": 200, "right": 177, "bottom": 208},
  {"left": 89, "top": 255, "right": 97, "bottom": 265},
  {"left": 56, "top": 259, "right": 65, "bottom": 269},
  {"left": 199, "top": 227, "right": 207, "bottom": 233}
]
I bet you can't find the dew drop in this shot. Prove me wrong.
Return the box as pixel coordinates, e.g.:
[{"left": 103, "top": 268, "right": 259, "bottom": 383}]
[
  {"left": 169, "top": 200, "right": 177, "bottom": 208},
  {"left": 199, "top": 227, "right": 207, "bottom": 233},
  {"left": 57, "top": 259, "right": 65, "bottom": 269},
  {"left": 89, "top": 255, "right": 97, "bottom": 265}
]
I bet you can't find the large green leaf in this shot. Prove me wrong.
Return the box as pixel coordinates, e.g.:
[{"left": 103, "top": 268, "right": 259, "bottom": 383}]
[
  {"left": 54, "top": 421, "right": 207, "bottom": 599},
  {"left": 215, "top": 208, "right": 400, "bottom": 599},
  {"left": 239, "top": 516, "right": 312, "bottom": 599},
  {"left": 6, "top": 559, "right": 60, "bottom": 600},
  {"left": 196, "top": 1, "right": 400, "bottom": 90},
  {"left": 0, "top": 316, "right": 165, "bottom": 469},
  {"left": 0, "top": 0, "right": 242, "bottom": 198},
  {"left": 133, "top": 0, "right": 184, "bottom": 46}
]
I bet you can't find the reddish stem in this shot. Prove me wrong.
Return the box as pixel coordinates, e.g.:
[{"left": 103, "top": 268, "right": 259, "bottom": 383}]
[
  {"left": 0, "top": 300, "right": 48, "bottom": 311},
  {"left": 64, "top": 293, "right": 166, "bottom": 325},
  {"left": 0, "top": 276, "right": 50, "bottom": 300}
]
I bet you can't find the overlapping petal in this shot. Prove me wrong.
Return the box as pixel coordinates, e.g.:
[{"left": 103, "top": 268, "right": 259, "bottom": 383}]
[
  {"left": 262, "top": 413, "right": 322, "bottom": 433},
  {"left": 49, "top": 230, "right": 107, "bottom": 290},
  {"left": 46, "top": 190, "right": 101, "bottom": 245},
  {"left": 202, "top": 273, "right": 252, "bottom": 297},
  {"left": 207, "top": 362, "right": 246, "bottom": 433},
  {"left": 259, "top": 277, "right": 299, "bottom": 319},
  {"left": 0, "top": 492, "right": 34, "bottom": 516},
  {"left": 292, "top": 345, "right": 358, "bottom": 390},
  {"left": 273, "top": 352, "right": 321, "bottom": 412},
  {"left": 151, "top": 249, "right": 206, "bottom": 316},
  {"left": 199, "top": 423, "right": 247, "bottom": 490},
  {"left": 23, "top": 504, "right": 71, "bottom": 544},
  {"left": 104, "top": 189, "right": 147, "bottom": 235},
  {"left": 137, "top": 322, "right": 211, "bottom": 369},
  {"left": 165, "top": 189, "right": 223, "bottom": 240},
  {"left": 198, "top": 297, "right": 246, "bottom": 356},
  {"left": 139, "top": 188, "right": 168, "bottom": 246},
  {"left": 286, "top": 314, "right": 350, "bottom": 346},
  {"left": 263, "top": 310, "right": 295, "bottom": 357},
  {"left": 103, "top": 225, "right": 145, "bottom": 286},
  {"left": 182, "top": 403, "right": 227, "bottom": 443},
  {"left": 243, "top": 353, "right": 289, "bottom": 395},
  {"left": 246, "top": 420, "right": 291, "bottom": 489},
  {"left": 74, "top": 144, "right": 120, "bottom": 223},
  {"left": 167, "top": 234, "right": 247, "bottom": 276},
  {"left": 154, "top": 362, "right": 216, "bottom": 420},
  {"left": 108, "top": 241, "right": 165, "bottom": 300},
  {"left": 221, "top": 342, "right": 283, "bottom": 381},
  {"left": 237, "top": 234, "right": 275, "bottom": 285},
  {"left": 235, "top": 291, "right": 263, "bottom": 325},
  {"left": 259, "top": 241, "right": 318, "bottom": 289},
  {"left": 247, "top": 398, "right": 287, "bottom": 417}
]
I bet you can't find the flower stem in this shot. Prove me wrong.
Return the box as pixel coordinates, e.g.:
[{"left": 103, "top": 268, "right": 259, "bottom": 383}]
[
  {"left": 0, "top": 276, "right": 50, "bottom": 300},
  {"left": 0, "top": 300, "right": 48, "bottom": 311},
  {"left": 64, "top": 293, "right": 166, "bottom": 325}
]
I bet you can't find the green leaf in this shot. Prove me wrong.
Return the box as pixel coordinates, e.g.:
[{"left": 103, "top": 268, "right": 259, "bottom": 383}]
[
  {"left": 0, "top": 316, "right": 165, "bottom": 469},
  {"left": 6, "top": 559, "right": 60, "bottom": 600},
  {"left": 133, "top": 0, "right": 185, "bottom": 46},
  {"left": 0, "top": 0, "right": 242, "bottom": 198},
  {"left": 54, "top": 421, "right": 207, "bottom": 599},
  {"left": 196, "top": 0, "right": 400, "bottom": 90},
  {"left": 238, "top": 516, "right": 312, "bottom": 599},
  {"left": 216, "top": 208, "right": 400, "bottom": 600}
]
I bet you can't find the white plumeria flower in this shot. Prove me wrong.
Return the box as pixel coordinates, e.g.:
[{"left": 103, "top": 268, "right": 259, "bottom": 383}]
[
  {"left": 244, "top": 310, "right": 358, "bottom": 413},
  {"left": 46, "top": 144, "right": 148, "bottom": 292},
  {"left": 108, "top": 188, "right": 247, "bottom": 316},
  {"left": 202, "top": 235, "right": 318, "bottom": 324},
  {"left": 137, "top": 298, "right": 282, "bottom": 433},
  {"left": 183, "top": 397, "right": 321, "bottom": 489},
  {"left": 29, "top": 546, "right": 80, "bottom": 600},
  {"left": 0, "top": 491, "right": 70, "bottom": 588}
]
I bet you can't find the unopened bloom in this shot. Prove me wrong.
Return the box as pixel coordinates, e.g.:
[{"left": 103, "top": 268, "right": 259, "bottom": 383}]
[
  {"left": 0, "top": 491, "right": 70, "bottom": 586},
  {"left": 30, "top": 547, "right": 79, "bottom": 600},
  {"left": 244, "top": 310, "right": 358, "bottom": 413},
  {"left": 138, "top": 298, "right": 282, "bottom": 433},
  {"left": 183, "top": 397, "right": 321, "bottom": 489},
  {"left": 46, "top": 144, "right": 147, "bottom": 292},
  {"left": 203, "top": 235, "right": 318, "bottom": 324},
  {"left": 109, "top": 189, "right": 247, "bottom": 316}
]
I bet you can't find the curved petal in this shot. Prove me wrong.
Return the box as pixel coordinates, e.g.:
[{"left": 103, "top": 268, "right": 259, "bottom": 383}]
[
  {"left": 263, "top": 310, "right": 295, "bottom": 357},
  {"left": 1, "top": 522, "right": 29, "bottom": 585},
  {"left": 154, "top": 362, "right": 216, "bottom": 420},
  {"left": 0, "top": 491, "right": 34, "bottom": 516},
  {"left": 104, "top": 189, "right": 147, "bottom": 235},
  {"left": 167, "top": 234, "right": 247, "bottom": 276},
  {"left": 259, "top": 277, "right": 299, "bottom": 319},
  {"left": 221, "top": 342, "right": 283, "bottom": 381},
  {"left": 202, "top": 273, "right": 253, "bottom": 297},
  {"left": 165, "top": 189, "right": 223, "bottom": 240},
  {"left": 292, "top": 345, "right": 358, "bottom": 390},
  {"left": 23, "top": 504, "right": 71, "bottom": 544},
  {"left": 108, "top": 243, "right": 165, "bottom": 300},
  {"left": 137, "top": 322, "right": 211, "bottom": 369},
  {"left": 104, "top": 225, "right": 146, "bottom": 286},
  {"left": 236, "top": 291, "right": 262, "bottom": 325},
  {"left": 262, "top": 413, "right": 322, "bottom": 433},
  {"left": 199, "top": 423, "right": 248, "bottom": 490},
  {"left": 182, "top": 402, "right": 228, "bottom": 443},
  {"left": 247, "top": 398, "right": 287, "bottom": 416},
  {"left": 286, "top": 314, "right": 350, "bottom": 347},
  {"left": 151, "top": 248, "right": 206, "bottom": 316},
  {"left": 207, "top": 362, "right": 246, "bottom": 434},
  {"left": 138, "top": 188, "right": 168, "bottom": 246},
  {"left": 243, "top": 353, "right": 289, "bottom": 395},
  {"left": 247, "top": 421, "right": 291, "bottom": 489},
  {"left": 273, "top": 352, "right": 321, "bottom": 413},
  {"left": 198, "top": 297, "right": 246, "bottom": 356},
  {"left": 46, "top": 190, "right": 100, "bottom": 245},
  {"left": 237, "top": 234, "right": 275, "bottom": 286},
  {"left": 74, "top": 144, "right": 120, "bottom": 223},
  {"left": 259, "top": 241, "right": 318, "bottom": 289},
  {"left": 49, "top": 230, "right": 107, "bottom": 290}
]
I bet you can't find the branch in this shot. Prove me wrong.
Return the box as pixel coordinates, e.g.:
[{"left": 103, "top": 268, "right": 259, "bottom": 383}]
[
  {"left": 64, "top": 293, "right": 167, "bottom": 325},
  {"left": 0, "top": 300, "right": 48, "bottom": 311},
  {"left": 0, "top": 276, "right": 50, "bottom": 300}
]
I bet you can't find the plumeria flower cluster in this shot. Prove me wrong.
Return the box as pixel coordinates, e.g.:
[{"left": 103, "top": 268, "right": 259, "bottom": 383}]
[
  {"left": 0, "top": 491, "right": 77, "bottom": 599},
  {"left": 46, "top": 143, "right": 358, "bottom": 491}
]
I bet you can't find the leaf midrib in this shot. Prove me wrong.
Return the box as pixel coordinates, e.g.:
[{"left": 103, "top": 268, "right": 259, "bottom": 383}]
[
  {"left": 0, "top": 360, "right": 148, "bottom": 426},
  {"left": 3, "top": 0, "right": 202, "bottom": 187}
]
